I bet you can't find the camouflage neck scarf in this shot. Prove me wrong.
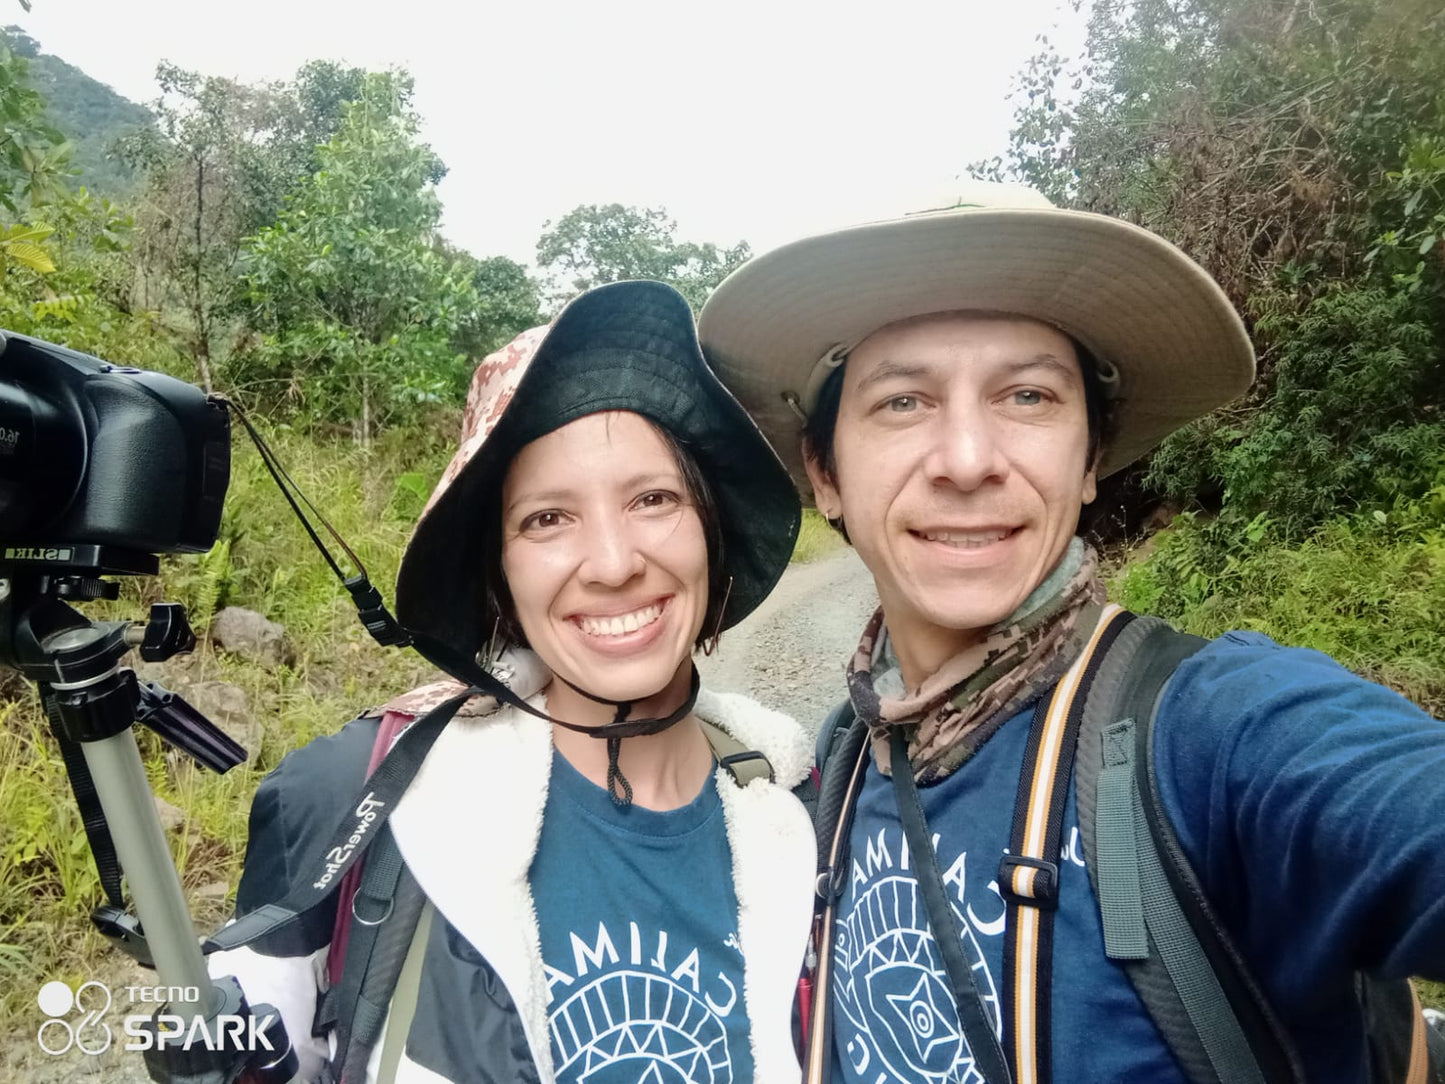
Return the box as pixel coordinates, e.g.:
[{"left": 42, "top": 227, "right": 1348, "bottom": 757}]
[{"left": 848, "top": 538, "right": 1107, "bottom": 783}]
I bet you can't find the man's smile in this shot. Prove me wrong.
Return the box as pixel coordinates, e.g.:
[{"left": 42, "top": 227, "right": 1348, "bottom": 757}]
[{"left": 910, "top": 526, "right": 1018, "bottom": 548}]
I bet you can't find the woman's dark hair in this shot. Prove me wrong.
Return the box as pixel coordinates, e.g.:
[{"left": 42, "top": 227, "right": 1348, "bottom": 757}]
[
  {"left": 802, "top": 334, "right": 1118, "bottom": 530},
  {"left": 477, "top": 417, "right": 729, "bottom": 661}
]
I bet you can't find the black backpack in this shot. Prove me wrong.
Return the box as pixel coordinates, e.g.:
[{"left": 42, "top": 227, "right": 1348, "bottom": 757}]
[{"left": 811, "top": 612, "right": 1444, "bottom": 1084}]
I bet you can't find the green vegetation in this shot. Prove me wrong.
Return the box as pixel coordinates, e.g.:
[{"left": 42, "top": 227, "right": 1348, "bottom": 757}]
[
  {"left": 1113, "top": 487, "right": 1445, "bottom": 717},
  {"left": 536, "top": 203, "right": 751, "bottom": 312},
  {"left": 3, "top": 27, "right": 151, "bottom": 194},
  {"left": 791, "top": 508, "right": 848, "bottom": 563},
  {"left": 236, "top": 75, "right": 477, "bottom": 443},
  {"left": 981, "top": 0, "right": 1445, "bottom": 537}
]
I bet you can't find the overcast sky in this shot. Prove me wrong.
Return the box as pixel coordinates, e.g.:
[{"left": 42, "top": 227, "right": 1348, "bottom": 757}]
[{"left": 16, "top": 0, "right": 1084, "bottom": 267}]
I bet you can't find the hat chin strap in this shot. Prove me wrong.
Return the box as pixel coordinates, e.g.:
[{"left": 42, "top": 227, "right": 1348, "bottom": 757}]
[
  {"left": 549, "top": 666, "right": 701, "bottom": 807},
  {"left": 404, "top": 629, "right": 697, "bottom": 806}
]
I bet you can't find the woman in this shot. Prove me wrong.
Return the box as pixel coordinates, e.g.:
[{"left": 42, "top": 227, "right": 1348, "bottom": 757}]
[{"left": 205, "top": 281, "right": 815, "bottom": 1084}]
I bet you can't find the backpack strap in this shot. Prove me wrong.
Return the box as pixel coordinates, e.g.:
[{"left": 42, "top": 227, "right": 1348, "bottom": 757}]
[
  {"left": 803, "top": 702, "right": 869, "bottom": 1084},
  {"left": 698, "top": 718, "right": 775, "bottom": 787},
  {"left": 327, "top": 709, "right": 417, "bottom": 981},
  {"left": 999, "top": 603, "right": 1131, "bottom": 1084},
  {"left": 373, "top": 900, "right": 435, "bottom": 1084},
  {"left": 321, "top": 824, "right": 428, "bottom": 1084},
  {"left": 815, "top": 698, "right": 856, "bottom": 770},
  {"left": 1074, "top": 614, "right": 1305, "bottom": 1084}
]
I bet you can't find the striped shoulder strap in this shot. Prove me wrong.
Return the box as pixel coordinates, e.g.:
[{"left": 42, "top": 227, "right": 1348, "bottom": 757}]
[{"left": 999, "top": 603, "right": 1132, "bottom": 1084}]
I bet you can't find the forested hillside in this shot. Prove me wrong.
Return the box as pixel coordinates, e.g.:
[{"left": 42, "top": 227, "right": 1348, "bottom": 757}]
[
  {"left": 0, "top": 0, "right": 1440, "bottom": 1044},
  {"left": 3, "top": 27, "right": 152, "bottom": 193}
]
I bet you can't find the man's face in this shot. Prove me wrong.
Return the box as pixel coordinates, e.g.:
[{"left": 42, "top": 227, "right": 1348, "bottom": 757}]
[{"left": 805, "top": 312, "right": 1097, "bottom": 685}]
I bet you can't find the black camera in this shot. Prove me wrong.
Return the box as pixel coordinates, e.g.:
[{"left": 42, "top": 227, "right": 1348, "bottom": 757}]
[{"left": 0, "top": 330, "right": 230, "bottom": 565}]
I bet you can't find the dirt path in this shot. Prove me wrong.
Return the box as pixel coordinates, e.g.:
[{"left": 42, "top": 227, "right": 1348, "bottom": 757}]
[{"left": 697, "top": 545, "right": 878, "bottom": 735}]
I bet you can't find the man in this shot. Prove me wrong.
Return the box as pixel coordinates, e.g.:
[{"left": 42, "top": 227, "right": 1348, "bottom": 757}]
[{"left": 698, "top": 183, "right": 1445, "bottom": 1083}]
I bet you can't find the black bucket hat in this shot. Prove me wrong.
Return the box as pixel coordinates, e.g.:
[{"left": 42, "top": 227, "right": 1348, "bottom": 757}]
[{"left": 395, "top": 279, "right": 801, "bottom": 668}]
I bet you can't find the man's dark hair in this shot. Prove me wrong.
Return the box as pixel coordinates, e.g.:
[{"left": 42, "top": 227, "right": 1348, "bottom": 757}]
[
  {"left": 803, "top": 335, "right": 1118, "bottom": 523},
  {"left": 478, "top": 418, "right": 729, "bottom": 658}
]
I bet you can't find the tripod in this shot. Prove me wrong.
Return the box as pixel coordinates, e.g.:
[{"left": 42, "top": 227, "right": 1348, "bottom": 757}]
[{"left": 1, "top": 546, "right": 297, "bottom": 1083}]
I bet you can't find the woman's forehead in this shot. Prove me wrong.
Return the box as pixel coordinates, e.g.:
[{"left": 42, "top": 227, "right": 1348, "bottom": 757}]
[{"left": 503, "top": 412, "right": 681, "bottom": 497}]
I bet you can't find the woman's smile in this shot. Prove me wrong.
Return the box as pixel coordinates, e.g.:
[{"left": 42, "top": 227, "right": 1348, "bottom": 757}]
[{"left": 573, "top": 596, "right": 668, "bottom": 636}]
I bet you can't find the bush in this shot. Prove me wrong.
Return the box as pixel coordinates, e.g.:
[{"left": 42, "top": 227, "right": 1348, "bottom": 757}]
[
  {"left": 1147, "top": 284, "right": 1444, "bottom": 534},
  {"left": 1113, "top": 488, "right": 1445, "bottom": 716}
]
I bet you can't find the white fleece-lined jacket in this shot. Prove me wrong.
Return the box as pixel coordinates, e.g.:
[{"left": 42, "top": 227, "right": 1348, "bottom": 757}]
[{"left": 208, "top": 686, "right": 817, "bottom": 1084}]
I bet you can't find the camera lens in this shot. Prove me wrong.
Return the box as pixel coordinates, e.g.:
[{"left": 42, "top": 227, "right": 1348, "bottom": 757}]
[{"left": 0, "top": 380, "right": 84, "bottom": 536}]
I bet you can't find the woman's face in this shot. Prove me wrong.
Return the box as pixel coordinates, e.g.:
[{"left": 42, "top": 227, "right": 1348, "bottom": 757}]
[{"left": 500, "top": 411, "right": 709, "bottom": 703}]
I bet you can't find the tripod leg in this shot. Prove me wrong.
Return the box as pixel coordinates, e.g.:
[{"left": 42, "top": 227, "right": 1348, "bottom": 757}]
[{"left": 80, "top": 727, "right": 214, "bottom": 1013}]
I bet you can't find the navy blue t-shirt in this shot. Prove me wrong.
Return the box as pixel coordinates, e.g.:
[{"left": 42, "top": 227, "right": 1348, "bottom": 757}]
[
  {"left": 531, "top": 750, "right": 755, "bottom": 1084},
  {"left": 831, "top": 631, "right": 1445, "bottom": 1083}
]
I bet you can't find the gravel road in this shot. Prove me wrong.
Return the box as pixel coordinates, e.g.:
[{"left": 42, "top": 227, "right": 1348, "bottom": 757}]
[
  {"left": 697, "top": 545, "right": 878, "bottom": 736},
  {"left": 4, "top": 547, "right": 880, "bottom": 1081}
]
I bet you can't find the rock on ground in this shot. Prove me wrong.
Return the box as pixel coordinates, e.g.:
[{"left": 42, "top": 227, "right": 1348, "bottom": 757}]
[{"left": 209, "top": 607, "right": 292, "bottom": 667}]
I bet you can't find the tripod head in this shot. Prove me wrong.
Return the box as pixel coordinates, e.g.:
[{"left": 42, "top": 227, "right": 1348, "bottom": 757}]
[{"left": 1, "top": 546, "right": 245, "bottom": 777}]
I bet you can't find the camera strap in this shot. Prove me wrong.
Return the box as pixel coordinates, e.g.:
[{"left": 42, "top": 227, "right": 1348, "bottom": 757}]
[
  {"left": 203, "top": 687, "right": 474, "bottom": 956},
  {"left": 221, "top": 398, "right": 411, "bottom": 648}
]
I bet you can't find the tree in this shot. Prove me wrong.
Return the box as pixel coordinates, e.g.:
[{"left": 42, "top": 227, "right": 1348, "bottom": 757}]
[
  {"left": 235, "top": 75, "right": 476, "bottom": 446},
  {"left": 119, "top": 61, "right": 406, "bottom": 390},
  {"left": 536, "top": 203, "right": 751, "bottom": 312},
  {"left": 448, "top": 248, "right": 544, "bottom": 358},
  {"left": 978, "top": 0, "right": 1445, "bottom": 532}
]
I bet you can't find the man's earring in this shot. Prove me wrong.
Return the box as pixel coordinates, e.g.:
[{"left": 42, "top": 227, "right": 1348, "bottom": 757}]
[{"left": 702, "top": 577, "right": 733, "bottom": 656}]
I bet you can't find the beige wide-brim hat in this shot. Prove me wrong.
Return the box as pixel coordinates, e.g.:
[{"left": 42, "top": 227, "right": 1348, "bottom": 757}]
[{"left": 698, "top": 182, "right": 1256, "bottom": 498}]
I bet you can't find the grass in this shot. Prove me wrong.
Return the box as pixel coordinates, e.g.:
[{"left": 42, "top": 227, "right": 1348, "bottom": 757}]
[
  {"left": 1111, "top": 496, "right": 1445, "bottom": 717},
  {"left": 792, "top": 508, "right": 848, "bottom": 563},
  {"left": 1423, "top": 981, "right": 1445, "bottom": 1013}
]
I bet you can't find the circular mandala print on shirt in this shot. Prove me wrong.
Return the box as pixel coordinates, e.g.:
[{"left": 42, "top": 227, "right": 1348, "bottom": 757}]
[
  {"left": 833, "top": 874, "right": 1000, "bottom": 1084},
  {"left": 549, "top": 969, "right": 732, "bottom": 1084}
]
